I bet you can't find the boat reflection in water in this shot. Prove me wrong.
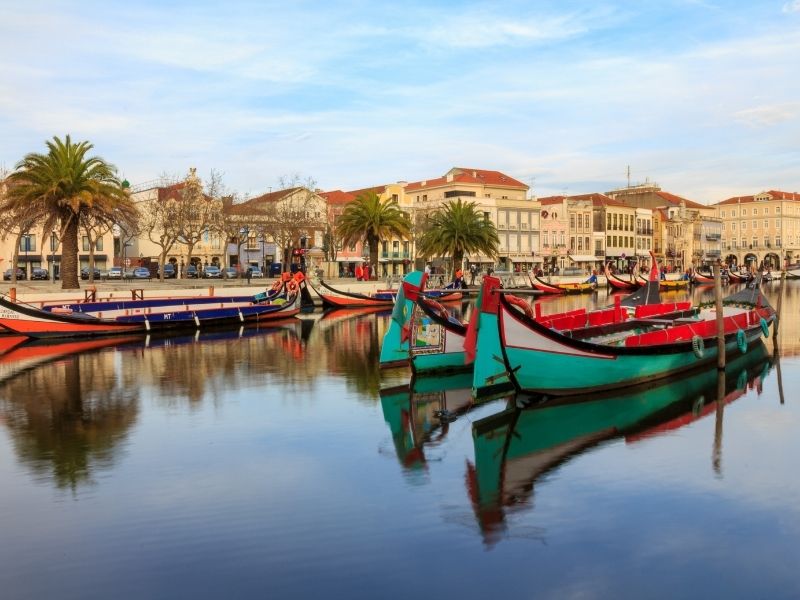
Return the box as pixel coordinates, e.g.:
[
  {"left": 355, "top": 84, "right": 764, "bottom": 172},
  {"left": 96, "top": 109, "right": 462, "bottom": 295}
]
[
  {"left": 380, "top": 372, "right": 502, "bottom": 472},
  {"left": 0, "top": 321, "right": 302, "bottom": 491},
  {"left": 468, "top": 342, "right": 773, "bottom": 546}
]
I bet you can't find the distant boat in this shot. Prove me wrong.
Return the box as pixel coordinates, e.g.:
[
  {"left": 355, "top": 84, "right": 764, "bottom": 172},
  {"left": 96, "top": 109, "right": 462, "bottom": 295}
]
[
  {"left": 311, "top": 278, "right": 462, "bottom": 309},
  {"left": 0, "top": 274, "right": 309, "bottom": 339},
  {"left": 605, "top": 263, "right": 640, "bottom": 291},
  {"left": 528, "top": 272, "right": 597, "bottom": 294}
]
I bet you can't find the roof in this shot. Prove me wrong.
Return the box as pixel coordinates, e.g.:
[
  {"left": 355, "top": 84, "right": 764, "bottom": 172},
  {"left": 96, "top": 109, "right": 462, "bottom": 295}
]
[
  {"left": 346, "top": 185, "right": 387, "bottom": 198},
  {"left": 224, "top": 187, "right": 303, "bottom": 216},
  {"left": 405, "top": 167, "right": 527, "bottom": 192},
  {"left": 717, "top": 190, "right": 800, "bottom": 205},
  {"left": 319, "top": 190, "right": 356, "bottom": 205},
  {"left": 538, "top": 193, "right": 625, "bottom": 207},
  {"left": 655, "top": 190, "right": 707, "bottom": 210}
]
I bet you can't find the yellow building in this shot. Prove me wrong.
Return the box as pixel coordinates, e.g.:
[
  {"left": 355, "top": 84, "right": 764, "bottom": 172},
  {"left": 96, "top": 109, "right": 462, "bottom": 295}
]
[
  {"left": 713, "top": 190, "right": 800, "bottom": 270},
  {"left": 404, "top": 167, "right": 531, "bottom": 271}
]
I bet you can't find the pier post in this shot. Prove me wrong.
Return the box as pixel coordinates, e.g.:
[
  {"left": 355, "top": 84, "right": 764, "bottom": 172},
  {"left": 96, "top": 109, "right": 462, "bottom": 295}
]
[{"left": 714, "top": 260, "right": 725, "bottom": 369}]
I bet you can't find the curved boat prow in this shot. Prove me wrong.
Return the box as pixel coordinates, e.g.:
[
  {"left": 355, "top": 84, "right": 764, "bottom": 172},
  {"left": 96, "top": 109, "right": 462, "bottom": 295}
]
[
  {"left": 379, "top": 271, "right": 427, "bottom": 369},
  {"left": 469, "top": 276, "right": 514, "bottom": 399}
]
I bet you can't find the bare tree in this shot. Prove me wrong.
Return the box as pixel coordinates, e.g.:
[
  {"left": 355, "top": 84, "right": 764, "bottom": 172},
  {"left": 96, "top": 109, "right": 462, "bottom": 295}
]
[
  {"left": 139, "top": 191, "right": 181, "bottom": 282},
  {"left": 265, "top": 175, "right": 325, "bottom": 271},
  {"left": 172, "top": 169, "right": 224, "bottom": 276}
]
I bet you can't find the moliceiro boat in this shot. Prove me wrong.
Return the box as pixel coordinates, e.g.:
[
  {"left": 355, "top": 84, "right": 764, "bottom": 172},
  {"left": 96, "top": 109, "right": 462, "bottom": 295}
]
[
  {"left": 605, "top": 263, "right": 640, "bottom": 291},
  {"left": 379, "top": 271, "right": 470, "bottom": 374},
  {"left": 528, "top": 272, "right": 597, "bottom": 294},
  {"left": 635, "top": 274, "right": 690, "bottom": 291},
  {"left": 312, "top": 277, "right": 462, "bottom": 309},
  {"left": 0, "top": 273, "right": 310, "bottom": 339},
  {"left": 479, "top": 274, "right": 774, "bottom": 396}
]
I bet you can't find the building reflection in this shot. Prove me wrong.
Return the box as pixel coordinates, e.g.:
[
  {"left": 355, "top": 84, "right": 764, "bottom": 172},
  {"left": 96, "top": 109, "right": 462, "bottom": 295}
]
[{"left": 0, "top": 321, "right": 307, "bottom": 490}]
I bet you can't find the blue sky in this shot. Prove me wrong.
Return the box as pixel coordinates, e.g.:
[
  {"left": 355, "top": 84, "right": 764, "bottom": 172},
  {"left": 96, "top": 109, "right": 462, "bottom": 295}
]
[{"left": 1, "top": 0, "right": 799, "bottom": 203}]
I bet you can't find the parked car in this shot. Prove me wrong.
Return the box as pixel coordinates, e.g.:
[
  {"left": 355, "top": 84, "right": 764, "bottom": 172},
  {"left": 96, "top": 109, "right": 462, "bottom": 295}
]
[
  {"left": 203, "top": 265, "right": 222, "bottom": 278},
  {"left": 3, "top": 268, "right": 26, "bottom": 281},
  {"left": 249, "top": 266, "right": 264, "bottom": 278},
  {"left": 30, "top": 268, "right": 49, "bottom": 280},
  {"left": 159, "top": 263, "right": 177, "bottom": 278},
  {"left": 108, "top": 266, "right": 123, "bottom": 279},
  {"left": 269, "top": 263, "right": 282, "bottom": 277},
  {"left": 133, "top": 267, "right": 151, "bottom": 279},
  {"left": 223, "top": 267, "right": 239, "bottom": 279},
  {"left": 81, "top": 267, "right": 102, "bottom": 280},
  {"left": 186, "top": 265, "right": 199, "bottom": 278}
]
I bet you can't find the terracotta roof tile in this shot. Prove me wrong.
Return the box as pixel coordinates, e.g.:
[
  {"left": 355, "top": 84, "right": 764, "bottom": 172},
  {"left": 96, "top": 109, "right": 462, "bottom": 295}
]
[
  {"left": 405, "top": 168, "right": 528, "bottom": 191},
  {"left": 320, "top": 190, "right": 356, "bottom": 205},
  {"left": 717, "top": 190, "right": 800, "bottom": 204},
  {"left": 655, "top": 191, "right": 707, "bottom": 210}
]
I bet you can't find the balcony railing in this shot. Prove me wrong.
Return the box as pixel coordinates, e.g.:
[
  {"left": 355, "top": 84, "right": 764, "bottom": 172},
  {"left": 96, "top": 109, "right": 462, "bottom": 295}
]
[{"left": 705, "top": 233, "right": 721, "bottom": 240}]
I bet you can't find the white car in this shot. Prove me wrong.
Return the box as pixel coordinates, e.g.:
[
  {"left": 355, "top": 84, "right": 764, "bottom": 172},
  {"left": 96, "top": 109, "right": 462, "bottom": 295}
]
[{"left": 108, "top": 267, "right": 123, "bottom": 279}]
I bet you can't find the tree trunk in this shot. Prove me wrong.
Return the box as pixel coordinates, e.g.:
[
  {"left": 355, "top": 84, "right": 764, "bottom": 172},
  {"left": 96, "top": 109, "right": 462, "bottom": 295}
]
[
  {"left": 160, "top": 249, "right": 169, "bottom": 281},
  {"left": 10, "top": 232, "right": 21, "bottom": 284},
  {"left": 368, "top": 234, "right": 379, "bottom": 281},
  {"left": 452, "top": 249, "right": 464, "bottom": 280},
  {"left": 61, "top": 216, "right": 80, "bottom": 290},
  {"left": 88, "top": 242, "right": 96, "bottom": 284},
  {"left": 185, "top": 240, "right": 196, "bottom": 281}
]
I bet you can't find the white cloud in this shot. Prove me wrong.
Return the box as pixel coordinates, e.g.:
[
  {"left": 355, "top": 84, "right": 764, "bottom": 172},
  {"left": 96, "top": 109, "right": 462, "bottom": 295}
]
[
  {"left": 783, "top": 1, "right": 800, "bottom": 13},
  {"left": 734, "top": 103, "right": 800, "bottom": 128}
]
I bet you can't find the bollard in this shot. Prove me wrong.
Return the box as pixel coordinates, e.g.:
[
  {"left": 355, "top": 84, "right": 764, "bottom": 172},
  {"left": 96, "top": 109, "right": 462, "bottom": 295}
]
[
  {"left": 209, "top": 286, "right": 214, "bottom": 297},
  {"left": 9, "top": 287, "right": 16, "bottom": 303}
]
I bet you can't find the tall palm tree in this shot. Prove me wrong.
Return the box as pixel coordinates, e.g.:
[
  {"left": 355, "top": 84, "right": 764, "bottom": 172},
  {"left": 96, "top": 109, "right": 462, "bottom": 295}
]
[
  {"left": 5, "top": 135, "right": 131, "bottom": 289},
  {"left": 417, "top": 199, "right": 500, "bottom": 279},
  {"left": 337, "top": 191, "right": 412, "bottom": 274}
]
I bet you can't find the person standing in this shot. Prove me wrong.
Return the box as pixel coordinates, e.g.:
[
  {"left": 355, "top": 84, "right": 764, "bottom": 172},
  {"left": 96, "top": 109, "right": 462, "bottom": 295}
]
[
  {"left": 246, "top": 266, "right": 252, "bottom": 284},
  {"left": 355, "top": 264, "right": 364, "bottom": 281},
  {"left": 469, "top": 264, "right": 477, "bottom": 286}
]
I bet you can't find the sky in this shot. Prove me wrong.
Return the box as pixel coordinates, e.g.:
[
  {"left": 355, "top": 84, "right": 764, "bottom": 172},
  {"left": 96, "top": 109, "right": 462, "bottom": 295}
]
[{"left": 1, "top": 0, "right": 799, "bottom": 204}]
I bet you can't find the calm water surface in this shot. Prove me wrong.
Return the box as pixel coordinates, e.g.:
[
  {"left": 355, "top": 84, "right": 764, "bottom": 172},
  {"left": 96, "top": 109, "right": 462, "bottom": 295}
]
[{"left": 2, "top": 283, "right": 800, "bottom": 599}]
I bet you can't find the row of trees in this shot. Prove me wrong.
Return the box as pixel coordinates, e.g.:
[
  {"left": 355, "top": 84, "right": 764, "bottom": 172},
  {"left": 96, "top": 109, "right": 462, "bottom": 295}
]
[{"left": 1, "top": 135, "right": 502, "bottom": 290}]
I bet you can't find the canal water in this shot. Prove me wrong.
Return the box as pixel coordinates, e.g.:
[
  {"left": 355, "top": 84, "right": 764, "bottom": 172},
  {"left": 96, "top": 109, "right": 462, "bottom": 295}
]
[{"left": 1, "top": 282, "right": 799, "bottom": 599}]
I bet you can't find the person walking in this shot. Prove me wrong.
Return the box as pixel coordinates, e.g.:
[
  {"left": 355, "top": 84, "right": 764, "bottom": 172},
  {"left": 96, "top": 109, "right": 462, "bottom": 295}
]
[
  {"left": 246, "top": 266, "right": 252, "bottom": 284},
  {"left": 469, "top": 264, "right": 477, "bottom": 286}
]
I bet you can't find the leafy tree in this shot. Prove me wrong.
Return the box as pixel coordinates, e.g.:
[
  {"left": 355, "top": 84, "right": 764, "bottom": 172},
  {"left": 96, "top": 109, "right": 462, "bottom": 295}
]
[
  {"left": 337, "top": 191, "right": 411, "bottom": 273},
  {"left": 4, "top": 135, "right": 131, "bottom": 289},
  {"left": 416, "top": 199, "right": 499, "bottom": 279}
]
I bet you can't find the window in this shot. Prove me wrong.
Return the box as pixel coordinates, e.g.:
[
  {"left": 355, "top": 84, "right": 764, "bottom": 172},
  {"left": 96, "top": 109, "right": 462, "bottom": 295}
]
[
  {"left": 752, "top": 237, "right": 758, "bottom": 247},
  {"left": 765, "top": 237, "right": 770, "bottom": 247},
  {"left": 741, "top": 221, "right": 746, "bottom": 230},
  {"left": 483, "top": 212, "right": 490, "bottom": 221},
  {"left": 776, "top": 236, "right": 781, "bottom": 247},
  {"left": 585, "top": 237, "right": 589, "bottom": 250},
  {"left": 731, "top": 222, "right": 736, "bottom": 231},
  {"left": 607, "top": 235, "right": 611, "bottom": 247},
  {"left": 606, "top": 214, "right": 611, "bottom": 230},
  {"left": 422, "top": 194, "right": 427, "bottom": 202},
  {"left": 577, "top": 237, "right": 583, "bottom": 251},
  {"left": 570, "top": 236, "right": 575, "bottom": 251},
  {"left": 752, "top": 220, "right": 757, "bottom": 229},
  {"left": 444, "top": 190, "right": 476, "bottom": 198},
  {"left": 776, "top": 207, "right": 781, "bottom": 214},
  {"left": 20, "top": 234, "right": 36, "bottom": 252},
  {"left": 721, "top": 210, "right": 726, "bottom": 218},
  {"left": 753, "top": 208, "right": 758, "bottom": 215},
  {"left": 731, "top": 210, "right": 736, "bottom": 217},
  {"left": 764, "top": 220, "right": 769, "bottom": 229},
  {"left": 392, "top": 194, "right": 398, "bottom": 202},
  {"left": 764, "top": 207, "right": 769, "bottom": 215},
  {"left": 543, "top": 232, "right": 549, "bottom": 247},
  {"left": 96, "top": 237, "right": 104, "bottom": 251},
  {"left": 742, "top": 209, "right": 747, "bottom": 216}
]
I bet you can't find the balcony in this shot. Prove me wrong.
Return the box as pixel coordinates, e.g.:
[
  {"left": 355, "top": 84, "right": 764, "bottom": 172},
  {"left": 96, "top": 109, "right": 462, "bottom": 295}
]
[
  {"left": 705, "top": 233, "right": 721, "bottom": 241},
  {"left": 594, "top": 249, "right": 605, "bottom": 257}
]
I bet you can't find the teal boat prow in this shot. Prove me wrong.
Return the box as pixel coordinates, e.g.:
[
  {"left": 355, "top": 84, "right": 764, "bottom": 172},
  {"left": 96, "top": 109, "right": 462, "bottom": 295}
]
[
  {"left": 379, "top": 271, "right": 425, "bottom": 369},
  {"left": 470, "top": 276, "right": 514, "bottom": 399}
]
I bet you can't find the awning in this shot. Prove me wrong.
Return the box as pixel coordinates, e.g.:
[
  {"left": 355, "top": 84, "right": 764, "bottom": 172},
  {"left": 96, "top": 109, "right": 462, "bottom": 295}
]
[
  {"left": 567, "top": 254, "right": 600, "bottom": 262},
  {"left": 338, "top": 258, "right": 365, "bottom": 263}
]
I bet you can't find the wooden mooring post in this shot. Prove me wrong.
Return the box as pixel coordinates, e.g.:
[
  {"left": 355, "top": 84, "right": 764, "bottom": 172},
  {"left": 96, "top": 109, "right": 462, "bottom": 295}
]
[{"left": 714, "top": 260, "right": 725, "bottom": 370}]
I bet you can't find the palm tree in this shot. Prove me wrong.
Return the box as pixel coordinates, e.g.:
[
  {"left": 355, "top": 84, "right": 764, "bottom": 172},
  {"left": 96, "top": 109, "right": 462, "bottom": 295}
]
[
  {"left": 416, "top": 199, "right": 500, "bottom": 279},
  {"left": 337, "top": 191, "right": 412, "bottom": 275},
  {"left": 5, "top": 135, "right": 131, "bottom": 289}
]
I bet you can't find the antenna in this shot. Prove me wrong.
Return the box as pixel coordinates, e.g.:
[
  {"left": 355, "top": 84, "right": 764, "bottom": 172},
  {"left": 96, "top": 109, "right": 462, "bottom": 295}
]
[{"left": 627, "top": 165, "right": 630, "bottom": 188}]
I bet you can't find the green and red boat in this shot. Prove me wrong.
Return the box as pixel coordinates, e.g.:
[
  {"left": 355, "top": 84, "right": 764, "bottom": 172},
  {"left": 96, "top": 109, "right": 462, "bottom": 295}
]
[{"left": 473, "top": 271, "right": 774, "bottom": 396}]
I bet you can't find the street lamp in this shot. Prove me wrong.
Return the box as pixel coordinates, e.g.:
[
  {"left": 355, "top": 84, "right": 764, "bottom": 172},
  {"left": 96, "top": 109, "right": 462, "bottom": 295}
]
[{"left": 123, "top": 241, "right": 132, "bottom": 274}]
